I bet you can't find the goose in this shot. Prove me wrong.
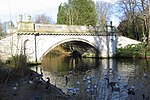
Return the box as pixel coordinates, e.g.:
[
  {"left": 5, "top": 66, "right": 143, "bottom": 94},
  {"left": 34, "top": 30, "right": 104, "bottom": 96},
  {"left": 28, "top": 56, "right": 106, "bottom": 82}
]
[
  {"left": 65, "top": 76, "right": 69, "bottom": 85},
  {"left": 142, "top": 94, "right": 145, "bottom": 99},
  {"left": 45, "top": 77, "right": 50, "bottom": 89}
]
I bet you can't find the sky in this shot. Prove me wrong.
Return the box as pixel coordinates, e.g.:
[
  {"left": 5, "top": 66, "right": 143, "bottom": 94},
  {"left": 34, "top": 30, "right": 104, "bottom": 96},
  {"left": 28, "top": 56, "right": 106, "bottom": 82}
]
[{"left": 0, "top": 0, "right": 119, "bottom": 26}]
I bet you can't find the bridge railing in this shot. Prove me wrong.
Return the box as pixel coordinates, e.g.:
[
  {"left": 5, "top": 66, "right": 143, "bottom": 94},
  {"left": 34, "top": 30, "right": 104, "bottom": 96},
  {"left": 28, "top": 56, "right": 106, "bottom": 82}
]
[
  {"left": 17, "top": 22, "right": 106, "bottom": 33},
  {"left": 17, "top": 22, "right": 117, "bottom": 36}
]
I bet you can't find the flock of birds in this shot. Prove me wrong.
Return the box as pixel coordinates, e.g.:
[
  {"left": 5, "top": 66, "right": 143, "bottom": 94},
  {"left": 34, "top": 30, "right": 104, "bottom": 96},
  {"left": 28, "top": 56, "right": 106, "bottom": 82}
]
[
  {"left": 13, "top": 67, "right": 51, "bottom": 96},
  {"left": 12, "top": 67, "right": 149, "bottom": 100},
  {"left": 66, "top": 68, "right": 150, "bottom": 100}
]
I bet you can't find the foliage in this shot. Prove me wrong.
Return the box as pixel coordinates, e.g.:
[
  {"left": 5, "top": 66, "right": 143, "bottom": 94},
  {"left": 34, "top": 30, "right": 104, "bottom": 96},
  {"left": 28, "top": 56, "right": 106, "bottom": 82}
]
[
  {"left": 57, "top": 0, "right": 97, "bottom": 26},
  {"left": 34, "top": 14, "right": 54, "bottom": 24},
  {"left": 115, "top": 43, "right": 148, "bottom": 58}
]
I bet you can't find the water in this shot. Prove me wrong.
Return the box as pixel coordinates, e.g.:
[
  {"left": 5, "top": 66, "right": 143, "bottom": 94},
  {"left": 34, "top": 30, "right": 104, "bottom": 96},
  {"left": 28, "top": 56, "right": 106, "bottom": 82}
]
[{"left": 30, "top": 54, "right": 150, "bottom": 100}]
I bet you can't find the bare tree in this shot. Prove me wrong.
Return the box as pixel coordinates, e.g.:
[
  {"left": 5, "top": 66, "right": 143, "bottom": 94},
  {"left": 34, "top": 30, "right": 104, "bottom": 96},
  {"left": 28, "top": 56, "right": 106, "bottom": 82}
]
[
  {"left": 34, "top": 14, "right": 54, "bottom": 24},
  {"left": 116, "top": 0, "right": 149, "bottom": 41},
  {"left": 0, "top": 22, "right": 3, "bottom": 37},
  {"left": 96, "top": 1, "right": 112, "bottom": 31}
]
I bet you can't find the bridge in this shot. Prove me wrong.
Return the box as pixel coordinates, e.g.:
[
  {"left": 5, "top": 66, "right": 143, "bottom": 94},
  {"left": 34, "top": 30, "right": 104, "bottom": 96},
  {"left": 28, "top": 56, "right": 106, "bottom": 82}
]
[{"left": 0, "top": 20, "right": 140, "bottom": 63}]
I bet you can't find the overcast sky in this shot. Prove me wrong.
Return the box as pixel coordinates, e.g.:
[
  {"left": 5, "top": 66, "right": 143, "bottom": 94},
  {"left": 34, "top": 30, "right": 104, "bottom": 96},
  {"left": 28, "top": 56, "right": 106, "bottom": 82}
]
[{"left": 0, "top": 0, "right": 119, "bottom": 26}]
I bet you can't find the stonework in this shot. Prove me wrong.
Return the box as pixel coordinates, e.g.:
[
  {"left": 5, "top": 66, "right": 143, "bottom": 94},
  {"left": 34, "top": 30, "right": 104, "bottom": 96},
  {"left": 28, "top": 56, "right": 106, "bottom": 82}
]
[{"left": 0, "top": 22, "right": 140, "bottom": 62}]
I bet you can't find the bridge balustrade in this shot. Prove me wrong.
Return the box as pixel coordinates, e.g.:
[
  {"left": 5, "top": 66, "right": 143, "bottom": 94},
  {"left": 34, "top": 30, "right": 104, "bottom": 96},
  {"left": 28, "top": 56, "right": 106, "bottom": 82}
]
[{"left": 17, "top": 22, "right": 110, "bottom": 36}]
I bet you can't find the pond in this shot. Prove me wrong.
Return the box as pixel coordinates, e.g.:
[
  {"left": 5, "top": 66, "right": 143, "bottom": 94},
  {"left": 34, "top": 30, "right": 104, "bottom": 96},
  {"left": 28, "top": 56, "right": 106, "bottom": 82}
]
[{"left": 30, "top": 54, "right": 150, "bottom": 100}]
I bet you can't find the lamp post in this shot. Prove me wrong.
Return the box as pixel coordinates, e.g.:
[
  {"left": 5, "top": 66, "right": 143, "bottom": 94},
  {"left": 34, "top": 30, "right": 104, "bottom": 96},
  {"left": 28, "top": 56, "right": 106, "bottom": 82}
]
[
  {"left": 105, "top": 21, "right": 114, "bottom": 35},
  {"left": 34, "top": 33, "right": 39, "bottom": 63}
]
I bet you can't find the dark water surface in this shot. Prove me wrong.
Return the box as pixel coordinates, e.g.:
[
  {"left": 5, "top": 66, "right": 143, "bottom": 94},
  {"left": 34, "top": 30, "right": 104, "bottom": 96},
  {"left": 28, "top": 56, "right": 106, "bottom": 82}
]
[{"left": 31, "top": 54, "right": 150, "bottom": 100}]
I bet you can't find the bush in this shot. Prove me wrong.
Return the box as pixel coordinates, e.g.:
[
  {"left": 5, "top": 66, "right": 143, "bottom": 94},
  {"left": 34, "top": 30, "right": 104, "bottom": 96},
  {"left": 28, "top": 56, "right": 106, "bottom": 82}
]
[
  {"left": 5, "top": 55, "right": 27, "bottom": 69},
  {"left": 115, "top": 43, "right": 146, "bottom": 58}
]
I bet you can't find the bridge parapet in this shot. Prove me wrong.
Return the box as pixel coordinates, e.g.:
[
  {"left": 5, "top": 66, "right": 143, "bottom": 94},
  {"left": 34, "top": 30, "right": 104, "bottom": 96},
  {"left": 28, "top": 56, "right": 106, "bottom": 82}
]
[
  {"left": 17, "top": 22, "right": 103, "bottom": 34},
  {"left": 17, "top": 22, "right": 35, "bottom": 32}
]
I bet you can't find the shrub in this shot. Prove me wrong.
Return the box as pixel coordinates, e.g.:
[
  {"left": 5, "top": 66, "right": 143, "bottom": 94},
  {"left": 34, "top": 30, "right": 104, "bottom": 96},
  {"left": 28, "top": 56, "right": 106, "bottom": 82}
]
[
  {"left": 5, "top": 54, "right": 27, "bottom": 69},
  {"left": 115, "top": 43, "right": 146, "bottom": 58}
]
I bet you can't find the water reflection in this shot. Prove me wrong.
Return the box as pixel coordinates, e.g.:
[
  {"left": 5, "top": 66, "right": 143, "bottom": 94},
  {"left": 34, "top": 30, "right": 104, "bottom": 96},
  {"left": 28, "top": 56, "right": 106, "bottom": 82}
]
[{"left": 30, "top": 54, "right": 150, "bottom": 100}]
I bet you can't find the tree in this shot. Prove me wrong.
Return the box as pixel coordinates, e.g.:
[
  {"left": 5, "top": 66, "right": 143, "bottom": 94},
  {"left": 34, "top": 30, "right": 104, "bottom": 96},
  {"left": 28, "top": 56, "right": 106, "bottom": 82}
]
[
  {"left": 57, "top": 0, "right": 97, "bottom": 26},
  {"left": 116, "top": 0, "right": 149, "bottom": 41},
  {"left": 95, "top": 1, "right": 112, "bottom": 31},
  {"left": 0, "top": 21, "right": 5, "bottom": 39},
  {"left": 0, "top": 22, "right": 3, "bottom": 36},
  {"left": 34, "top": 14, "right": 54, "bottom": 24},
  {"left": 57, "top": 3, "right": 68, "bottom": 24}
]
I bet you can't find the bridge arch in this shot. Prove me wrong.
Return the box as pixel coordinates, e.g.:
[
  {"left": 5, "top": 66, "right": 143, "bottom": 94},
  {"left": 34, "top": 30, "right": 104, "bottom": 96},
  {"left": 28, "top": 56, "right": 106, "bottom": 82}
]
[{"left": 40, "top": 37, "right": 100, "bottom": 61}]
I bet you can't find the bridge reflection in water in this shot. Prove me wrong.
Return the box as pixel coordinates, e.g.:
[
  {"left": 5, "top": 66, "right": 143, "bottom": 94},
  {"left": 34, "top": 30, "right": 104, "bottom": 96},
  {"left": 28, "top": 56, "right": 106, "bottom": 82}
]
[{"left": 30, "top": 54, "right": 150, "bottom": 100}]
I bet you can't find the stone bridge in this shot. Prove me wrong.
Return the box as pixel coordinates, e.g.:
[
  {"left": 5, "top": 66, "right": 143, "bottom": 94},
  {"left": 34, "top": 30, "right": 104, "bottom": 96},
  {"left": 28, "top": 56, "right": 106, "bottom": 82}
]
[{"left": 0, "top": 21, "right": 140, "bottom": 63}]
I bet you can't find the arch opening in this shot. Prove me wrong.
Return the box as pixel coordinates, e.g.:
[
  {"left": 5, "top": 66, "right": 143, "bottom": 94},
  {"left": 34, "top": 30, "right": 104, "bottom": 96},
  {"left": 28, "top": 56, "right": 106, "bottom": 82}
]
[{"left": 40, "top": 39, "right": 100, "bottom": 61}]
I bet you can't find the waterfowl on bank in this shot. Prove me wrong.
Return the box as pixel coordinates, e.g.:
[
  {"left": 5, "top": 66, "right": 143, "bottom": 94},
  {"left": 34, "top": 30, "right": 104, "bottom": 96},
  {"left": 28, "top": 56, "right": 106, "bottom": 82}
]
[
  {"left": 65, "top": 76, "right": 69, "bottom": 85},
  {"left": 45, "top": 77, "right": 50, "bottom": 89},
  {"left": 40, "top": 68, "right": 43, "bottom": 77}
]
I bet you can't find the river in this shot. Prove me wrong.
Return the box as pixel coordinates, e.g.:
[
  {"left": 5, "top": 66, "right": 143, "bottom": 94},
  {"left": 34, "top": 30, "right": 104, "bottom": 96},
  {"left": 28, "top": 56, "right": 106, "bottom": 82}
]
[{"left": 30, "top": 54, "right": 150, "bottom": 100}]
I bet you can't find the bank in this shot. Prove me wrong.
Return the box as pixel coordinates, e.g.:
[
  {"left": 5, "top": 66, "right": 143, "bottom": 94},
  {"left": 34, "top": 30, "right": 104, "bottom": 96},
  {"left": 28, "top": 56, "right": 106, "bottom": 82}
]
[{"left": 0, "top": 64, "right": 76, "bottom": 100}]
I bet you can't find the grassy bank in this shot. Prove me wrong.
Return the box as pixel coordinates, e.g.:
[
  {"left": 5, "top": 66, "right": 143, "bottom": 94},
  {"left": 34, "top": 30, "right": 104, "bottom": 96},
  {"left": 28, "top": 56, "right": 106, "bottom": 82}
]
[{"left": 0, "top": 55, "right": 75, "bottom": 100}]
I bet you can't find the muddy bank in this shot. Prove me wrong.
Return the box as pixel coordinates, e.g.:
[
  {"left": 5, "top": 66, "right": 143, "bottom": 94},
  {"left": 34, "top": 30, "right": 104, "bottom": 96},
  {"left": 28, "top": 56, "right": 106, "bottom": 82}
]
[{"left": 0, "top": 67, "right": 76, "bottom": 100}]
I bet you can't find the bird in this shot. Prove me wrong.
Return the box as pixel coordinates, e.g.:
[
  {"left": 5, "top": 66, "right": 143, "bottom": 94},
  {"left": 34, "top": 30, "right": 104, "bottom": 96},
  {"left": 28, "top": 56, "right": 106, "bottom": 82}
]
[
  {"left": 13, "top": 82, "right": 18, "bottom": 95},
  {"left": 142, "top": 94, "right": 145, "bottom": 99},
  {"left": 13, "top": 82, "right": 18, "bottom": 90},
  {"left": 94, "top": 84, "right": 97, "bottom": 89},
  {"left": 122, "top": 83, "right": 128, "bottom": 89},
  {"left": 45, "top": 77, "right": 50, "bottom": 89},
  {"left": 29, "top": 77, "right": 34, "bottom": 85},
  {"left": 144, "top": 72, "right": 148, "bottom": 78},
  {"left": 67, "top": 88, "right": 77, "bottom": 95},
  {"left": 127, "top": 86, "right": 135, "bottom": 95},
  {"left": 65, "top": 76, "right": 69, "bottom": 85},
  {"left": 40, "top": 68, "right": 43, "bottom": 77}
]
